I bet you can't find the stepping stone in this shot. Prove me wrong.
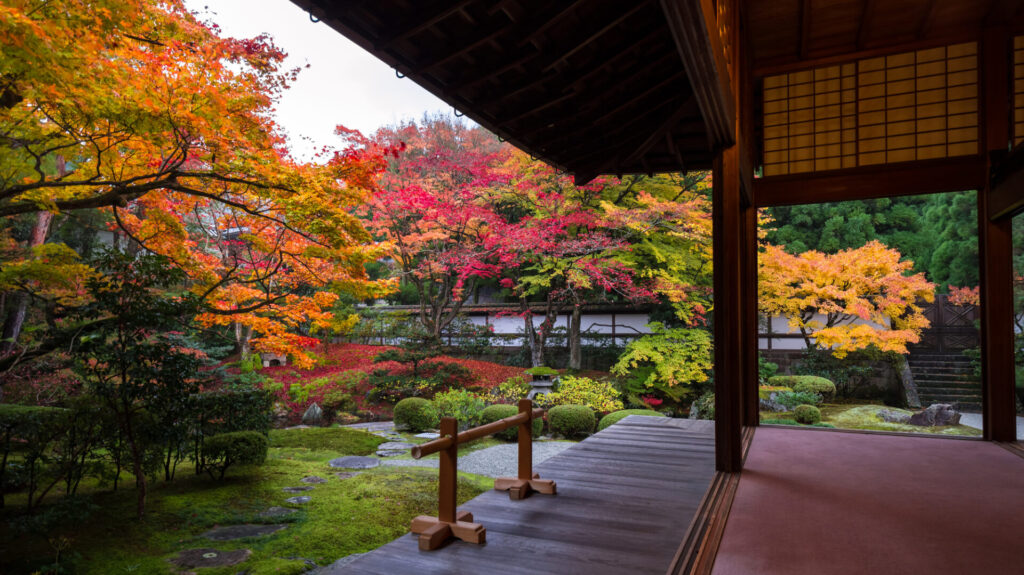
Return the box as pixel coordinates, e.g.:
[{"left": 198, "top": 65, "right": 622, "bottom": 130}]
[
  {"left": 415, "top": 432, "right": 441, "bottom": 439},
  {"left": 285, "top": 495, "right": 312, "bottom": 505},
  {"left": 282, "top": 486, "right": 314, "bottom": 493},
  {"left": 301, "top": 475, "right": 328, "bottom": 484},
  {"left": 377, "top": 441, "right": 415, "bottom": 451},
  {"left": 328, "top": 456, "right": 379, "bottom": 469},
  {"left": 202, "top": 524, "right": 288, "bottom": 541},
  {"left": 257, "top": 506, "right": 296, "bottom": 518},
  {"left": 169, "top": 548, "right": 251, "bottom": 569},
  {"left": 376, "top": 450, "right": 408, "bottom": 457},
  {"left": 334, "top": 471, "right": 362, "bottom": 480}
]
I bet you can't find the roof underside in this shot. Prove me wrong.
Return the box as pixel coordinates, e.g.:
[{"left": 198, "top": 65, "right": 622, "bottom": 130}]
[
  {"left": 293, "top": 0, "right": 709, "bottom": 180},
  {"left": 294, "top": 0, "right": 1018, "bottom": 179}
]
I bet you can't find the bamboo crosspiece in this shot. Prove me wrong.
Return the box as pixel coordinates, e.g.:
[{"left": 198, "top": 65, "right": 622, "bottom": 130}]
[{"left": 407, "top": 399, "right": 555, "bottom": 550}]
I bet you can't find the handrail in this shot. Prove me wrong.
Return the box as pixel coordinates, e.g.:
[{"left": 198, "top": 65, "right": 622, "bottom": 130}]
[{"left": 407, "top": 399, "right": 557, "bottom": 551}]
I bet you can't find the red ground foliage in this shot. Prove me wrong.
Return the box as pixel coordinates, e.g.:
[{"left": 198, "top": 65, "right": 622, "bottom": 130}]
[{"left": 259, "top": 343, "right": 526, "bottom": 422}]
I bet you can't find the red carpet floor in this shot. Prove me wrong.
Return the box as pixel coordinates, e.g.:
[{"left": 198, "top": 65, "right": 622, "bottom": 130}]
[{"left": 711, "top": 428, "right": 1024, "bottom": 575}]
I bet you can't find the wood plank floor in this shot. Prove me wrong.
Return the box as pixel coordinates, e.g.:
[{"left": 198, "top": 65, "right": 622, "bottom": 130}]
[{"left": 326, "top": 416, "right": 716, "bottom": 575}]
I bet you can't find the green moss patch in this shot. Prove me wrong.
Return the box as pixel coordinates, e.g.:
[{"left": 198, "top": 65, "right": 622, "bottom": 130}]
[
  {"left": 819, "top": 405, "right": 982, "bottom": 436},
  {"left": 269, "top": 427, "right": 384, "bottom": 454}
]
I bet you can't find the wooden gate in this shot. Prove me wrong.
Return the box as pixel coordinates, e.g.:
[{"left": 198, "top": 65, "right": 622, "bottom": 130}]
[{"left": 908, "top": 294, "right": 979, "bottom": 354}]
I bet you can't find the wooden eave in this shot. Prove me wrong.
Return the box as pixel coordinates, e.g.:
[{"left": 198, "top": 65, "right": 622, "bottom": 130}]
[{"left": 290, "top": 0, "right": 719, "bottom": 182}]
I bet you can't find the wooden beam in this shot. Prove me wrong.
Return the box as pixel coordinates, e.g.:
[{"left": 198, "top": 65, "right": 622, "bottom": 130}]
[
  {"left": 991, "top": 145, "right": 1024, "bottom": 218},
  {"left": 982, "top": 29, "right": 1010, "bottom": 153},
  {"left": 373, "top": 0, "right": 476, "bottom": 50},
  {"left": 798, "top": 0, "right": 811, "bottom": 60},
  {"left": 915, "top": 0, "right": 938, "bottom": 40},
  {"left": 752, "top": 157, "right": 988, "bottom": 207},
  {"left": 978, "top": 190, "right": 1017, "bottom": 442},
  {"left": 740, "top": 199, "right": 760, "bottom": 428},
  {"left": 856, "top": 0, "right": 877, "bottom": 50},
  {"left": 660, "top": 0, "right": 736, "bottom": 150}
]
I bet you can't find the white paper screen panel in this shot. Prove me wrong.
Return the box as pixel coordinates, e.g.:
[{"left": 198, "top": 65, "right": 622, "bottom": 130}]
[{"left": 763, "top": 42, "right": 979, "bottom": 177}]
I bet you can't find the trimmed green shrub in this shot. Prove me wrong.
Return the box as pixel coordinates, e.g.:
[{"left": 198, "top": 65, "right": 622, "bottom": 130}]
[
  {"left": 480, "top": 404, "right": 543, "bottom": 441},
  {"left": 493, "top": 376, "right": 530, "bottom": 403},
  {"left": 769, "top": 375, "right": 836, "bottom": 401},
  {"left": 201, "top": 431, "right": 268, "bottom": 479},
  {"left": 793, "top": 404, "right": 822, "bottom": 425},
  {"left": 758, "top": 385, "right": 793, "bottom": 400},
  {"left": 692, "top": 392, "right": 715, "bottom": 420},
  {"left": 534, "top": 376, "right": 623, "bottom": 413},
  {"left": 548, "top": 405, "right": 595, "bottom": 438},
  {"left": 598, "top": 409, "right": 665, "bottom": 431},
  {"left": 761, "top": 418, "right": 799, "bottom": 426},
  {"left": 432, "top": 389, "right": 487, "bottom": 430},
  {"left": 773, "top": 390, "right": 821, "bottom": 409},
  {"left": 393, "top": 398, "right": 439, "bottom": 432}
]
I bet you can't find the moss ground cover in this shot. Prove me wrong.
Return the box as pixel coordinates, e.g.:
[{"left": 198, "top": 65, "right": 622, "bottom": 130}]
[
  {"left": 0, "top": 427, "right": 491, "bottom": 574},
  {"left": 760, "top": 403, "right": 982, "bottom": 436}
]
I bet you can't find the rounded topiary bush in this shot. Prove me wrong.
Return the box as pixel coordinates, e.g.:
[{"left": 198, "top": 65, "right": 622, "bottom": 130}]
[
  {"left": 393, "top": 397, "right": 439, "bottom": 432},
  {"left": 597, "top": 409, "right": 666, "bottom": 432},
  {"left": 548, "top": 404, "right": 595, "bottom": 438},
  {"left": 793, "top": 404, "right": 822, "bottom": 425},
  {"left": 480, "top": 404, "right": 544, "bottom": 441},
  {"left": 202, "top": 431, "right": 269, "bottom": 479},
  {"left": 769, "top": 376, "right": 836, "bottom": 401}
]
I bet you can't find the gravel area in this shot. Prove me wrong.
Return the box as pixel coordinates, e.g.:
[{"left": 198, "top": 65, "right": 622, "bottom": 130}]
[
  {"left": 380, "top": 441, "right": 576, "bottom": 478},
  {"left": 959, "top": 412, "right": 1024, "bottom": 438}
]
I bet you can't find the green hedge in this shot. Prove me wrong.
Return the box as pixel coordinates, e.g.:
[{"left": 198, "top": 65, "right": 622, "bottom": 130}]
[
  {"left": 597, "top": 409, "right": 665, "bottom": 432},
  {"left": 393, "top": 398, "right": 439, "bottom": 432},
  {"left": 201, "top": 431, "right": 268, "bottom": 479},
  {"left": 480, "top": 404, "right": 543, "bottom": 441},
  {"left": 548, "top": 405, "right": 595, "bottom": 438},
  {"left": 793, "top": 404, "right": 822, "bottom": 425},
  {"left": 768, "top": 376, "right": 836, "bottom": 401}
]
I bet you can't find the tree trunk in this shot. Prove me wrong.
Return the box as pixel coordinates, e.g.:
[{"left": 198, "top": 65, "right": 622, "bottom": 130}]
[
  {"left": 522, "top": 310, "right": 545, "bottom": 367},
  {"left": 569, "top": 305, "right": 582, "bottom": 370},
  {"left": 124, "top": 415, "right": 147, "bottom": 519},
  {"left": 0, "top": 210, "right": 54, "bottom": 354},
  {"left": 235, "top": 323, "right": 253, "bottom": 357}
]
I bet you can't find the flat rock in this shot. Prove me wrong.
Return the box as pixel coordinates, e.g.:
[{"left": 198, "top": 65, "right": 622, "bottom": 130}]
[
  {"left": 376, "top": 450, "right": 408, "bottom": 457},
  {"left": 282, "top": 486, "right": 314, "bottom": 493},
  {"left": 377, "top": 441, "right": 415, "bottom": 451},
  {"left": 301, "top": 475, "right": 328, "bottom": 484},
  {"left": 415, "top": 432, "right": 441, "bottom": 439},
  {"left": 334, "top": 471, "right": 362, "bottom": 480},
  {"left": 328, "top": 456, "right": 380, "bottom": 469},
  {"left": 169, "top": 548, "right": 251, "bottom": 568},
  {"left": 878, "top": 408, "right": 911, "bottom": 423},
  {"left": 257, "top": 506, "right": 297, "bottom": 518},
  {"left": 342, "top": 421, "right": 395, "bottom": 432},
  {"left": 908, "top": 403, "right": 961, "bottom": 426},
  {"left": 202, "top": 524, "right": 287, "bottom": 541},
  {"left": 285, "top": 495, "right": 312, "bottom": 505}
]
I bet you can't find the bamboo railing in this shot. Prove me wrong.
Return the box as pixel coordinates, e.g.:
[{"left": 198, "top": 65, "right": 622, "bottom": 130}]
[{"left": 408, "top": 399, "right": 556, "bottom": 550}]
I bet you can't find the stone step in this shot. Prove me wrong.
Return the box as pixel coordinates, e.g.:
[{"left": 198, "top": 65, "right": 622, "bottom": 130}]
[
  {"left": 911, "top": 373, "right": 977, "bottom": 383},
  {"left": 913, "top": 379, "right": 980, "bottom": 389},
  {"left": 916, "top": 387, "right": 981, "bottom": 397}
]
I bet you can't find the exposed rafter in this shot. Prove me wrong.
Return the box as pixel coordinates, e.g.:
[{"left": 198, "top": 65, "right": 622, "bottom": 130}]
[{"left": 373, "top": 0, "right": 476, "bottom": 51}]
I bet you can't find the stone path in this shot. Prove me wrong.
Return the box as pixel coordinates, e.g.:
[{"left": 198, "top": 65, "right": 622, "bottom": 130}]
[
  {"left": 170, "top": 548, "right": 251, "bottom": 569},
  {"left": 202, "top": 524, "right": 288, "bottom": 541},
  {"left": 959, "top": 412, "right": 1024, "bottom": 437},
  {"left": 380, "top": 441, "right": 575, "bottom": 478},
  {"left": 328, "top": 455, "right": 380, "bottom": 469}
]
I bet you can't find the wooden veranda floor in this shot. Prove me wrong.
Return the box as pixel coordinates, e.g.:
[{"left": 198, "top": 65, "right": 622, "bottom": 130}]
[{"left": 327, "top": 416, "right": 716, "bottom": 575}]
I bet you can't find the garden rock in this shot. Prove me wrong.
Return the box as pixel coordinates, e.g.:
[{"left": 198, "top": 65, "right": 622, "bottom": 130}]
[
  {"left": 376, "top": 441, "right": 414, "bottom": 456},
  {"left": 908, "top": 403, "right": 961, "bottom": 426},
  {"left": 202, "top": 524, "right": 288, "bottom": 541},
  {"left": 282, "top": 486, "right": 314, "bottom": 493},
  {"left": 285, "top": 495, "right": 312, "bottom": 504},
  {"left": 328, "top": 455, "right": 380, "bottom": 469},
  {"left": 759, "top": 393, "right": 788, "bottom": 413},
  {"left": 169, "top": 548, "right": 251, "bottom": 569},
  {"left": 878, "top": 408, "right": 911, "bottom": 423},
  {"left": 257, "top": 506, "right": 296, "bottom": 518},
  {"left": 415, "top": 432, "right": 440, "bottom": 439},
  {"left": 301, "top": 475, "right": 328, "bottom": 484},
  {"left": 301, "top": 403, "right": 323, "bottom": 426},
  {"left": 334, "top": 471, "right": 362, "bottom": 479}
]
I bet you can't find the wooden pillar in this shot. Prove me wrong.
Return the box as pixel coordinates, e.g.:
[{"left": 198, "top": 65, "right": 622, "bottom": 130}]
[
  {"left": 741, "top": 201, "right": 760, "bottom": 427},
  {"left": 437, "top": 417, "right": 457, "bottom": 523},
  {"left": 713, "top": 147, "right": 744, "bottom": 472},
  {"left": 516, "top": 399, "right": 533, "bottom": 479},
  {"left": 980, "top": 28, "right": 1017, "bottom": 442},
  {"left": 979, "top": 194, "right": 1017, "bottom": 441}
]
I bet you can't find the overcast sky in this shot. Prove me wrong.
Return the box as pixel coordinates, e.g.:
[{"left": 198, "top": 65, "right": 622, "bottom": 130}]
[{"left": 183, "top": 0, "right": 452, "bottom": 160}]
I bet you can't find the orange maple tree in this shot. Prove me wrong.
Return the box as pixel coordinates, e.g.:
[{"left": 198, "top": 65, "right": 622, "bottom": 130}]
[
  {"left": 759, "top": 240, "right": 936, "bottom": 357},
  {"left": 0, "top": 0, "right": 393, "bottom": 366}
]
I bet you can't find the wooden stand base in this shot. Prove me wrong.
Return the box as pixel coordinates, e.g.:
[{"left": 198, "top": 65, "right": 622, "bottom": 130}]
[
  {"left": 494, "top": 473, "right": 557, "bottom": 500},
  {"left": 410, "top": 511, "right": 486, "bottom": 550}
]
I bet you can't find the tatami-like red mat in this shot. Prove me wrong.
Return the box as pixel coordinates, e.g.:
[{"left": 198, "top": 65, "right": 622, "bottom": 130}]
[{"left": 712, "top": 428, "right": 1024, "bottom": 575}]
